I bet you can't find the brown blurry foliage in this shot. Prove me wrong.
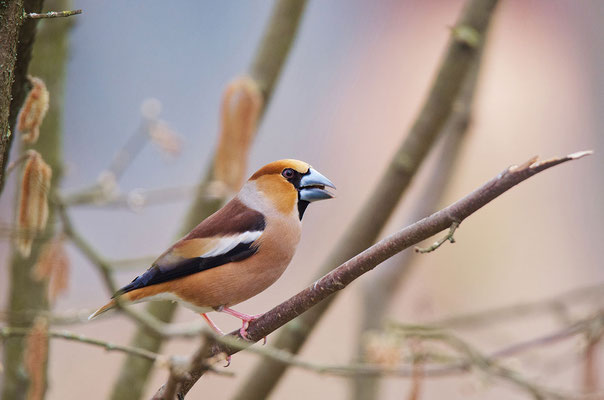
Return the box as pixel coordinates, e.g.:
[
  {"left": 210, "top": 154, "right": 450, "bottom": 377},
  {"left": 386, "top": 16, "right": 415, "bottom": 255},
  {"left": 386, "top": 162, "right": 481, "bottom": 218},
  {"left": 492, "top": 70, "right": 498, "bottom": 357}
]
[
  {"left": 16, "top": 150, "right": 52, "bottom": 257},
  {"left": 17, "top": 76, "right": 50, "bottom": 145},
  {"left": 214, "top": 76, "right": 263, "bottom": 194}
]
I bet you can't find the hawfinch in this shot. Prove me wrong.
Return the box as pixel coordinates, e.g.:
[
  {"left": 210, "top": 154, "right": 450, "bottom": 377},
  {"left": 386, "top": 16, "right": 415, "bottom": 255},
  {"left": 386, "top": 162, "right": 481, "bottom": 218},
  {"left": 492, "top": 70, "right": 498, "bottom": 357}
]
[{"left": 89, "top": 159, "right": 335, "bottom": 338}]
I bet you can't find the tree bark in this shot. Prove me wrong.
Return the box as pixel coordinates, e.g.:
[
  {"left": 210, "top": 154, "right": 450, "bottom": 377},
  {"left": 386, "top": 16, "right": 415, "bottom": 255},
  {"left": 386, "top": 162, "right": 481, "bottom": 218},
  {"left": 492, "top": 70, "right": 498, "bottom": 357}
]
[
  {"left": 0, "top": 0, "right": 25, "bottom": 195},
  {"left": 0, "top": 0, "right": 46, "bottom": 196},
  {"left": 1, "top": 1, "right": 72, "bottom": 399}
]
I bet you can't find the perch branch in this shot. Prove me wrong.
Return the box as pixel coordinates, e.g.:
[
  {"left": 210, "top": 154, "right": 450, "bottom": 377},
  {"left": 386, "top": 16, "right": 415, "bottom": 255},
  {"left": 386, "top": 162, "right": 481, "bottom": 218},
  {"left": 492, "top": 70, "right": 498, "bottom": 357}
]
[{"left": 152, "top": 151, "right": 591, "bottom": 398}]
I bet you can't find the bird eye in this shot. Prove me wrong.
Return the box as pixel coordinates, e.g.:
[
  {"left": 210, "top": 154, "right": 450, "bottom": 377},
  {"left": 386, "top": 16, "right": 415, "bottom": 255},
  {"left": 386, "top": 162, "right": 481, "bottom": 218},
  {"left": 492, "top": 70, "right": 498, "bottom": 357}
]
[{"left": 282, "top": 168, "right": 295, "bottom": 179}]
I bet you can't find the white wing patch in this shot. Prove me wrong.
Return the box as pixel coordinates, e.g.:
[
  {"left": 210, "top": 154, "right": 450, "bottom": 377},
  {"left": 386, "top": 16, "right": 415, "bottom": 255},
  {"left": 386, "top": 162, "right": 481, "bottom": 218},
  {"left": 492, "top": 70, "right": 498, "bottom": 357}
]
[{"left": 200, "top": 231, "right": 263, "bottom": 258}]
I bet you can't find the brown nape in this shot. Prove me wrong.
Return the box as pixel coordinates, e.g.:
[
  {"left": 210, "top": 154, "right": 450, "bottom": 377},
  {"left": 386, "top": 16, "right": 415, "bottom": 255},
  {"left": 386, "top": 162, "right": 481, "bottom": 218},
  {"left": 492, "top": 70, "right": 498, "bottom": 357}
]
[{"left": 249, "top": 159, "right": 310, "bottom": 180}]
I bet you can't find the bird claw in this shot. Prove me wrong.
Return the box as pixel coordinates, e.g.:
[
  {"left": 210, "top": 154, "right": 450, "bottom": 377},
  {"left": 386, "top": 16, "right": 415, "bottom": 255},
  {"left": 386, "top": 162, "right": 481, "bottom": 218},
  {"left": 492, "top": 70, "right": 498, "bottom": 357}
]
[
  {"left": 223, "top": 355, "right": 232, "bottom": 367},
  {"left": 239, "top": 318, "right": 255, "bottom": 339},
  {"left": 239, "top": 316, "right": 266, "bottom": 344}
]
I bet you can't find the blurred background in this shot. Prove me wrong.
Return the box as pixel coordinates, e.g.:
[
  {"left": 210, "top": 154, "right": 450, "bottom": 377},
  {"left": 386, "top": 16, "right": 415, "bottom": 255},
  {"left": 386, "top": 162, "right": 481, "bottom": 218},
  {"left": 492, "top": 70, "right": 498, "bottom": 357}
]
[{"left": 1, "top": 0, "right": 603, "bottom": 399}]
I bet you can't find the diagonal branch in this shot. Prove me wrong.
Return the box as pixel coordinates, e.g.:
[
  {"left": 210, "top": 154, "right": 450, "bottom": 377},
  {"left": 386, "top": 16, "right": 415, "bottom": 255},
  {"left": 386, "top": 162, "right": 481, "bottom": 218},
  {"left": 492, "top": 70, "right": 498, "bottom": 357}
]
[{"left": 152, "top": 150, "right": 591, "bottom": 398}]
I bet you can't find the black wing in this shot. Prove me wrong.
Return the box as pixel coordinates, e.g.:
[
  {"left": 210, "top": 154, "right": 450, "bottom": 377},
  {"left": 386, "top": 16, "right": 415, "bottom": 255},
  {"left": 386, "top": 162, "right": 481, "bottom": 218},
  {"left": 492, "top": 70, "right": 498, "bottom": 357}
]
[{"left": 113, "top": 242, "right": 258, "bottom": 297}]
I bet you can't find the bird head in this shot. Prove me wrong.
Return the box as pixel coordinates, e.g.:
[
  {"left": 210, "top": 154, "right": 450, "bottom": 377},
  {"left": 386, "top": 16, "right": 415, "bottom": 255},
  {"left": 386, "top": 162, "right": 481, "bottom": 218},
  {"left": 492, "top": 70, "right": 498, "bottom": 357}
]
[{"left": 247, "top": 159, "right": 335, "bottom": 219}]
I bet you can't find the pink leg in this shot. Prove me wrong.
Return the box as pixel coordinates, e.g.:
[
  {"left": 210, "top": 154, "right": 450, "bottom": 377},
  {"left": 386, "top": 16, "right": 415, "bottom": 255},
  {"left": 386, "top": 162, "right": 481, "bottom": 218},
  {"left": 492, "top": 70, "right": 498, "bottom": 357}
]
[
  {"left": 200, "top": 313, "right": 231, "bottom": 366},
  {"left": 219, "top": 307, "right": 265, "bottom": 343},
  {"left": 201, "top": 313, "right": 224, "bottom": 335}
]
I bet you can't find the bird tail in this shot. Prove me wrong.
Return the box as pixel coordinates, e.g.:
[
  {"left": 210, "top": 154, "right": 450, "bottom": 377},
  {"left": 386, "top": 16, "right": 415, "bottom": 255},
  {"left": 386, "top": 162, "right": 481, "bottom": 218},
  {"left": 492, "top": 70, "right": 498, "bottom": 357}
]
[{"left": 88, "top": 299, "right": 116, "bottom": 320}]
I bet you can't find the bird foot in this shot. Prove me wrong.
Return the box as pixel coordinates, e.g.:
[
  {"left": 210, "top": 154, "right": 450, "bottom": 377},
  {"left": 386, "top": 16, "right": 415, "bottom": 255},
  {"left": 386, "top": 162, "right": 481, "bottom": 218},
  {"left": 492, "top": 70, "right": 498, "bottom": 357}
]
[{"left": 221, "top": 307, "right": 266, "bottom": 344}]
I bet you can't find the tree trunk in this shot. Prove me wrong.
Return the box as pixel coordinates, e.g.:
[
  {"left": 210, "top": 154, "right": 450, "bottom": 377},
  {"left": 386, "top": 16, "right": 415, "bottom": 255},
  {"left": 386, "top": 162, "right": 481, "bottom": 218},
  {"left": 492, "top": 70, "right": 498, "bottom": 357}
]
[{"left": 2, "top": 1, "right": 72, "bottom": 398}]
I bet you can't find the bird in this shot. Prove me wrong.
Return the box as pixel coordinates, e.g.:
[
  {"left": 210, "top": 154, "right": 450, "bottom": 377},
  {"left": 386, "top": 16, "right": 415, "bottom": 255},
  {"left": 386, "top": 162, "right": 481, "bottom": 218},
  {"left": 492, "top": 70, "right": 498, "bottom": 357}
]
[{"left": 89, "top": 159, "right": 335, "bottom": 340}]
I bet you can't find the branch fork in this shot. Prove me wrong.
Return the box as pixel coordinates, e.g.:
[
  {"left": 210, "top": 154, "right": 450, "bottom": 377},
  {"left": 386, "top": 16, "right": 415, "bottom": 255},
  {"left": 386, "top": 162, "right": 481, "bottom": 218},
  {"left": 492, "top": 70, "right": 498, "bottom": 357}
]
[{"left": 415, "top": 221, "right": 459, "bottom": 253}]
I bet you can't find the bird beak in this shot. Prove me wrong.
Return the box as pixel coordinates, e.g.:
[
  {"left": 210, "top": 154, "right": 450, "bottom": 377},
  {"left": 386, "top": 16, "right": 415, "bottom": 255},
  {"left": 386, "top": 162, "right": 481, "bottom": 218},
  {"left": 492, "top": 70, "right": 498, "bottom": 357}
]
[{"left": 299, "top": 168, "right": 336, "bottom": 202}]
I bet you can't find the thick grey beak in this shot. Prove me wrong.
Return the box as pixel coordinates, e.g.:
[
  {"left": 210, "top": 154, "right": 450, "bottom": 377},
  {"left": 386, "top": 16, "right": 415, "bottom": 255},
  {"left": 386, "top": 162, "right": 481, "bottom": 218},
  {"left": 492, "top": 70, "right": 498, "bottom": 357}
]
[{"left": 299, "top": 168, "right": 336, "bottom": 202}]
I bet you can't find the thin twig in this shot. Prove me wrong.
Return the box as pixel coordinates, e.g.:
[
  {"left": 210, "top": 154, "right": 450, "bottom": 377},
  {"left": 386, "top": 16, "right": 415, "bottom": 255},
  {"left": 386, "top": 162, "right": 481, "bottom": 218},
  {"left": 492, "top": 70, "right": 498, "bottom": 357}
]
[
  {"left": 0, "top": 326, "right": 233, "bottom": 379},
  {"left": 55, "top": 198, "right": 170, "bottom": 338},
  {"left": 25, "top": 9, "right": 82, "bottom": 19},
  {"left": 393, "top": 316, "right": 604, "bottom": 400},
  {"left": 415, "top": 221, "right": 459, "bottom": 253},
  {"left": 64, "top": 184, "right": 203, "bottom": 209},
  {"left": 61, "top": 113, "right": 161, "bottom": 206},
  {"left": 428, "top": 282, "right": 604, "bottom": 329},
  {"left": 582, "top": 315, "right": 603, "bottom": 395},
  {"left": 5, "top": 151, "right": 33, "bottom": 177},
  {"left": 0, "top": 308, "right": 99, "bottom": 325},
  {"left": 0, "top": 326, "right": 161, "bottom": 362}
]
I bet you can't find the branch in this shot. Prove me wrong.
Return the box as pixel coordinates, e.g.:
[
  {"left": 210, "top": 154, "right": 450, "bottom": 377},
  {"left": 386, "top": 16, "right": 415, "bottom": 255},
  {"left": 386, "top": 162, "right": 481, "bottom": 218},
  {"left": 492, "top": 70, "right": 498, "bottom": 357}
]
[
  {"left": 0, "top": 308, "right": 100, "bottom": 326},
  {"left": 61, "top": 106, "right": 167, "bottom": 206},
  {"left": 25, "top": 9, "right": 81, "bottom": 18},
  {"left": 392, "top": 316, "right": 604, "bottom": 400},
  {"left": 0, "top": 326, "right": 232, "bottom": 379},
  {"left": 153, "top": 151, "right": 591, "bottom": 398},
  {"left": 55, "top": 198, "right": 175, "bottom": 339},
  {"left": 1, "top": 326, "right": 161, "bottom": 362},
  {"left": 215, "top": 311, "right": 603, "bottom": 381},
  {"left": 63, "top": 183, "right": 201, "bottom": 209},
  {"left": 428, "top": 282, "right": 604, "bottom": 329},
  {"left": 234, "top": 0, "right": 501, "bottom": 397}
]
